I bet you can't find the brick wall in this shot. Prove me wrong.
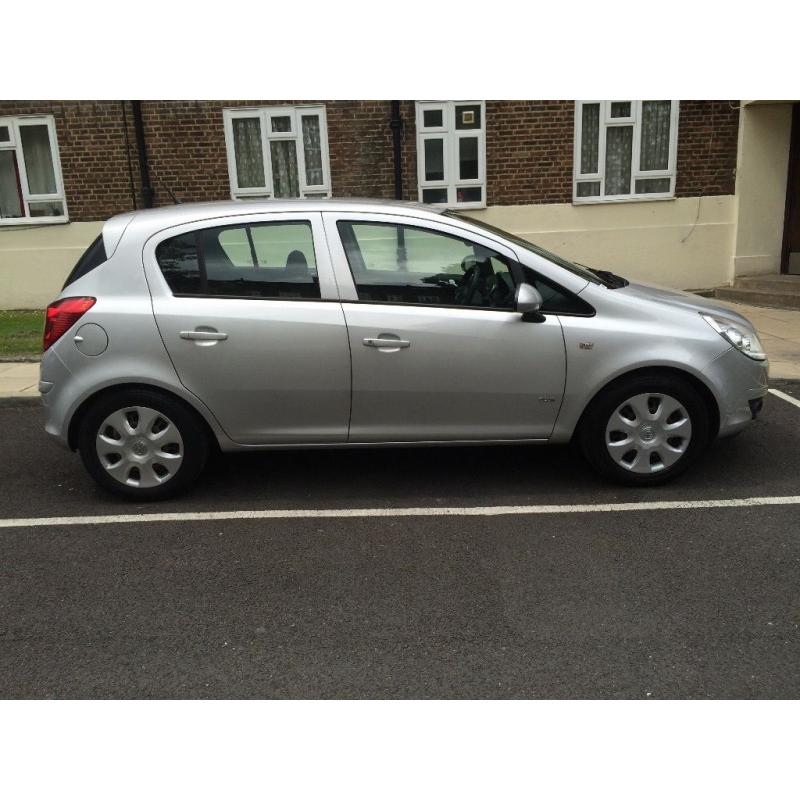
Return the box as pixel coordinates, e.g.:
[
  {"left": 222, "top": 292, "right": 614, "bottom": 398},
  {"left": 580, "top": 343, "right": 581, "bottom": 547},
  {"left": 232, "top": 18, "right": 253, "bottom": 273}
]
[
  {"left": 0, "top": 99, "right": 740, "bottom": 221},
  {"left": 0, "top": 100, "right": 140, "bottom": 221},
  {"left": 675, "top": 101, "right": 740, "bottom": 197}
]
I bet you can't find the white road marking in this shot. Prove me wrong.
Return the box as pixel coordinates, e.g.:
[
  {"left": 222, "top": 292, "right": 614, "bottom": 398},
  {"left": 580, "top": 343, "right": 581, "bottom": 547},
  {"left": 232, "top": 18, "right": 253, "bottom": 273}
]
[
  {"left": 769, "top": 388, "right": 800, "bottom": 410},
  {"left": 1, "top": 495, "right": 799, "bottom": 529}
]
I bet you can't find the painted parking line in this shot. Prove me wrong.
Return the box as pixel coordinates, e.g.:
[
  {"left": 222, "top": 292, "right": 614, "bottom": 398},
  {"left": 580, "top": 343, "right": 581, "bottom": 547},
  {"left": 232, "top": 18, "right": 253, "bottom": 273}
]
[
  {"left": 769, "top": 388, "right": 800, "bottom": 410},
  {"left": 1, "top": 495, "right": 800, "bottom": 530}
]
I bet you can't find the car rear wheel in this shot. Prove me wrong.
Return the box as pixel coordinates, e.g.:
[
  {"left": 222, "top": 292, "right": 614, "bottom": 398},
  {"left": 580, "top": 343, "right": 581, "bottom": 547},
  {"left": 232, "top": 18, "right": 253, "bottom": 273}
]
[
  {"left": 78, "top": 389, "right": 208, "bottom": 499},
  {"left": 579, "top": 374, "right": 711, "bottom": 486}
]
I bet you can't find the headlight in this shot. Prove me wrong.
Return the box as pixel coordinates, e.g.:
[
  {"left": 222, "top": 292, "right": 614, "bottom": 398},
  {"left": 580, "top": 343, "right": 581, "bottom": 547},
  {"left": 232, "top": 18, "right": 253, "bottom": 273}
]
[{"left": 701, "top": 313, "right": 767, "bottom": 361}]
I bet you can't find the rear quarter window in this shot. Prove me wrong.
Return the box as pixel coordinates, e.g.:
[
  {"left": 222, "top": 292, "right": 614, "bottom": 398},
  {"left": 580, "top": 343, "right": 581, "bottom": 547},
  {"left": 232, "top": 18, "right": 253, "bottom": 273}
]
[{"left": 63, "top": 235, "right": 107, "bottom": 289}]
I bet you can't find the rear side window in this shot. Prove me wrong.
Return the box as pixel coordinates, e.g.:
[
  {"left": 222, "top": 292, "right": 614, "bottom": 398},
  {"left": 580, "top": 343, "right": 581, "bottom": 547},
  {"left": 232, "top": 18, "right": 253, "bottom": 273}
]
[
  {"left": 63, "top": 235, "right": 107, "bottom": 289},
  {"left": 155, "top": 221, "right": 320, "bottom": 300}
]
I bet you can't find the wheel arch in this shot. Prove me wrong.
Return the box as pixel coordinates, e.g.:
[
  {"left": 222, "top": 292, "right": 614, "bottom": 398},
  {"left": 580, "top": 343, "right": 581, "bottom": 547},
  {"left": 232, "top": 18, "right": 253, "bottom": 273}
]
[
  {"left": 571, "top": 366, "right": 720, "bottom": 443},
  {"left": 67, "top": 382, "right": 220, "bottom": 453}
]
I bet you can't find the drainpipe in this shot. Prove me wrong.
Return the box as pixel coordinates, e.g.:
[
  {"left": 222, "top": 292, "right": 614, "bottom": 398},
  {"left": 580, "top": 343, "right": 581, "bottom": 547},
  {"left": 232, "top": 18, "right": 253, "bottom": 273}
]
[
  {"left": 131, "top": 101, "right": 154, "bottom": 208},
  {"left": 390, "top": 101, "right": 404, "bottom": 200}
]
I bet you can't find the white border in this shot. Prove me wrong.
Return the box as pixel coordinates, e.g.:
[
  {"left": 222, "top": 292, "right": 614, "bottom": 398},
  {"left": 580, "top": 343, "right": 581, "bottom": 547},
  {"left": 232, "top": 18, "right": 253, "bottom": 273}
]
[
  {"left": 573, "top": 100, "right": 680, "bottom": 204},
  {"left": 222, "top": 104, "right": 332, "bottom": 200},
  {"left": 0, "top": 113, "right": 68, "bottom": 225},
  {"left": 415, "top": 100, "right": 486, "bottom": 210}
]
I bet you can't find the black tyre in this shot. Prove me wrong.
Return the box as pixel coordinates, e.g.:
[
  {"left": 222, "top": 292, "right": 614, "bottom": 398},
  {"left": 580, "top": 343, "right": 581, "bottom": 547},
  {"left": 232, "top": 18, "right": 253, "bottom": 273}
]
[
  {"left": 578, "top": 373, "right": 711, "bottom": 486},
  {"left": 78, "top": 388, "right": 209, "bottom": 500}
]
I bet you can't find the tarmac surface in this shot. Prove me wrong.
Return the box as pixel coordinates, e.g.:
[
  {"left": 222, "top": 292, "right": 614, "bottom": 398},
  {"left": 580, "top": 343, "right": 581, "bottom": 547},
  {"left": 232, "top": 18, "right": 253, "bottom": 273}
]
[{"left": 1, "top": 381, "right": 798, "bottom": 698}]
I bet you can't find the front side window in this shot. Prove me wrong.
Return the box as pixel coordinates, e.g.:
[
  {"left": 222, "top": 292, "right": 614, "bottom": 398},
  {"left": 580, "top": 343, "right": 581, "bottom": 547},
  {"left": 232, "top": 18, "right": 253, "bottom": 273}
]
[
  {"left": 0, "top": 115, "right": 67, "bottom": 224},
  {"left": 156, "top": 221, "right": 320, "bottom": 299},
  {"left": 573, "top": 101, "right": 678, "bottom": 202},
  {"left": 338, "top": 221, "right": 515, "bottom": 309},
  {"left": 416, "top": 101, "right": 486, "bottom": 208},
  {"left": 223, "top": 106, "right": 331, "bottom": 200}
]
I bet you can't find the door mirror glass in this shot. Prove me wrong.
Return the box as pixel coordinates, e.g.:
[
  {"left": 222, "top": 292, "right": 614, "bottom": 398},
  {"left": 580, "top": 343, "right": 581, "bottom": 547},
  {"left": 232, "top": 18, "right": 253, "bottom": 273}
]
[{"left": 515, "top": 282, "right": 543, "bottom": 314}]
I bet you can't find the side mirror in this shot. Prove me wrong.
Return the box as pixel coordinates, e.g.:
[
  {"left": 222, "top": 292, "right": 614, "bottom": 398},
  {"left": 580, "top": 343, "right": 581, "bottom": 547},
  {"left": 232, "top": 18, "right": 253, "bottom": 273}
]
[{"left": 515, "top": 282, "right": 543, "bottom": 315}]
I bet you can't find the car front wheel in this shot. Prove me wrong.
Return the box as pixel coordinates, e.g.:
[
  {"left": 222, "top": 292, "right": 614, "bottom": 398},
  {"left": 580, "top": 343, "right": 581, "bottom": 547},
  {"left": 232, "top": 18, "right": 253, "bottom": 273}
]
[
  {"left": 78, "top": 389, "right": 208, "bottom": 500},
  {"left": 579, "top": 374, "right": 711, "bottom": 486}
]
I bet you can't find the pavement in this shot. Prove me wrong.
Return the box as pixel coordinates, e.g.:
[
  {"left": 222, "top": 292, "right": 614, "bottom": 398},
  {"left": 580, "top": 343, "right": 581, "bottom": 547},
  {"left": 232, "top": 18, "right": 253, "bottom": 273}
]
[
  {"left": 0, "top": 380, "right": 799, "bottom": 699},
  {"left": 1, "top": 299, "right": 798, "bottom": 398},
  {"left": 714, "top": 299, "right": 800, "bottom": 379}
]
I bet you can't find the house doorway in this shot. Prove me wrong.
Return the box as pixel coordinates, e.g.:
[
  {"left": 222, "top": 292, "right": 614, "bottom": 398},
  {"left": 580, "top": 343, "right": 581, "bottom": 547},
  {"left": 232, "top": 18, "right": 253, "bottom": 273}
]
[{"left": 782, "top": 103, "right": 800, "bottom": 274}]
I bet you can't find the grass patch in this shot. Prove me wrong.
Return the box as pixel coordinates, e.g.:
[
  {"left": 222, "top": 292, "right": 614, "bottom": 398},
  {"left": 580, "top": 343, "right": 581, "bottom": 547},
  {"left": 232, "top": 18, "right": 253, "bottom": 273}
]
[{"left": 0, "top": 310, "right": 44, "bottom": 358}]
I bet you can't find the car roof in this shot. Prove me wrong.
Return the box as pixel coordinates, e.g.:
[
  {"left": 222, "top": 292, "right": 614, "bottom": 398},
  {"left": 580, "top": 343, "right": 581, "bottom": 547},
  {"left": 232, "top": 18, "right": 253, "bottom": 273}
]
[{"left": 103, "top": 198, "right": 447, "bottom": 254}]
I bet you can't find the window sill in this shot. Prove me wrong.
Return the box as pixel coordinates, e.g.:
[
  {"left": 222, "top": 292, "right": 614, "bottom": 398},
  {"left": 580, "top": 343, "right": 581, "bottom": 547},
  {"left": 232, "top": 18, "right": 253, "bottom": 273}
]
[
  {"left": 0, "top": 216, "right": 70, "bottom": 227},
  {"left": 572, "top": 194, "right": 676, "bottom": 206}
]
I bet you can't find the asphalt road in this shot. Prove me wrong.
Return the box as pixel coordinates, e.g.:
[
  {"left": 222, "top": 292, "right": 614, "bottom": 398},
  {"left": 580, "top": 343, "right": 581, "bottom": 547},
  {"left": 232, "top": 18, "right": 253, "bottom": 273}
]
[{"left": 1, "top": 381, "right": 798, "bottom": 698}]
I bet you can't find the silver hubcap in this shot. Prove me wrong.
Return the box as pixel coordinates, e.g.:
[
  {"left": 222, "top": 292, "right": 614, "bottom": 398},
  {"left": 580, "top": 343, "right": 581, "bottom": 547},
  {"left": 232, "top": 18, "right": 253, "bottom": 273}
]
[
  {"left": 605, "top": 393, "right": 692, "bottom": 474},
  {"left": 95, "top": 406, "right": 184, "bottom": 488}
]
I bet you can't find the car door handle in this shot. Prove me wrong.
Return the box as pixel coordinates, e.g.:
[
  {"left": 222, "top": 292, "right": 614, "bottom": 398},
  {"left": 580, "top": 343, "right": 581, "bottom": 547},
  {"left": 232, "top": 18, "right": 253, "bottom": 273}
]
[
  {"left": 179, "top": 330, "right": 228, "bottom": 341},
  {"left": 363, "top": 337, "right": 411, "bottom": 349}
]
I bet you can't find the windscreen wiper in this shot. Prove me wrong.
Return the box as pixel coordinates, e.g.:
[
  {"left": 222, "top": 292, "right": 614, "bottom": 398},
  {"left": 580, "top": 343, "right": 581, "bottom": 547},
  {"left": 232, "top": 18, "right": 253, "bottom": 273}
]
[{"left": 577, "top": 264, "right": 630, "bottom": 289}]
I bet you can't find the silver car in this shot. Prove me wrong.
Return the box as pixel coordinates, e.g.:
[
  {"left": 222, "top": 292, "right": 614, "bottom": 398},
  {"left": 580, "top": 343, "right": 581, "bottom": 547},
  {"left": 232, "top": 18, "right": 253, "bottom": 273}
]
[{"left": 40, "top": 199, "right": 769, "bottom": 499}]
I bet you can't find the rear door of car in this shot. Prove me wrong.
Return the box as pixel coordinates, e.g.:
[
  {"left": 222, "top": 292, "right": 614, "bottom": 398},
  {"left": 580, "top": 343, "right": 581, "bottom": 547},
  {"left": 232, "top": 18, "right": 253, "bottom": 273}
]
[{"left": 144, "top": 211, "right": 351, "bottom": 445}]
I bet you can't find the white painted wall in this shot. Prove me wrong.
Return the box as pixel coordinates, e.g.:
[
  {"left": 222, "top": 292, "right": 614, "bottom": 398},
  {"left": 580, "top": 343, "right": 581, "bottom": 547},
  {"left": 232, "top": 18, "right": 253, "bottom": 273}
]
[
  {"left": 733, "top": 103, "right": 793, "bottom": 277},
  {"left": 0, "top": 222, "right": 103, "bottom": 310},
  {"left": 1, "top": 196, "right": 738, "bottom": 308},
  {"left": 466, "top": 195, "right": 737, "bottom": 291}
]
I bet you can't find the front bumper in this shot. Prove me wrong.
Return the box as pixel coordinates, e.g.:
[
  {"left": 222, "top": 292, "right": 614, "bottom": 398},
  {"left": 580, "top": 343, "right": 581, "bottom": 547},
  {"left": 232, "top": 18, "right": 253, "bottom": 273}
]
[{"left": 705, "top": 347, "right": 769, "bottom": 437}]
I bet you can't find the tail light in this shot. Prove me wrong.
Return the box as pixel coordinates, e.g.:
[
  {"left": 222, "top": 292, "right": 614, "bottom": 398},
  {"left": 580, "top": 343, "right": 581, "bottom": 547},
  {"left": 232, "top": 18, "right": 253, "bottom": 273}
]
[{"left": 43, "top": 296, "right": 96, "bottom": 351}]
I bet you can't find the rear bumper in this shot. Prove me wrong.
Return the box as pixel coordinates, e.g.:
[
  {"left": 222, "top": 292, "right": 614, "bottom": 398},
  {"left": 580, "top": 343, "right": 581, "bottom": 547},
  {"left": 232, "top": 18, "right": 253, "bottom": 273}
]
[{"left": 706, "top": 347, "right": 769, "bottom": 438}]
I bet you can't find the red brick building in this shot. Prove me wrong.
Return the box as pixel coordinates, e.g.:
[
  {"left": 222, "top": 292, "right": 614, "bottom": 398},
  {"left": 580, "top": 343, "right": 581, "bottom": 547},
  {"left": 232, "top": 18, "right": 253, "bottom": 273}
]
[{"left": 0, "top": 100, "right": 796, "bottom": 307}]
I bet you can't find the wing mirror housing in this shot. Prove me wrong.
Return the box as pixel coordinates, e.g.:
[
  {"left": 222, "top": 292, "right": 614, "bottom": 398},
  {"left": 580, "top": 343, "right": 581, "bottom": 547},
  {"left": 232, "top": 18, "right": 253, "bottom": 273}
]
[{"left": 515, "top": 282, "right": 545, "bottom": 322}]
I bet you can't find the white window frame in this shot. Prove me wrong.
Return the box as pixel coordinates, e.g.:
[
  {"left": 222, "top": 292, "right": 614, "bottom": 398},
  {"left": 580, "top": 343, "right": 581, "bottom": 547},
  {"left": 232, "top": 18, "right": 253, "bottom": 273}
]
[
  {"left": 416, "top": 101, "right": 486, "bottom": 210},
  {"left": 0, "top": 115, "right": 68, "bottom": 225},
  {"left": 222, "top": 105, "right": 332, "bottom": 200},
  {"left": 573, "top": 100, "right": 679, "bottom": 204}
]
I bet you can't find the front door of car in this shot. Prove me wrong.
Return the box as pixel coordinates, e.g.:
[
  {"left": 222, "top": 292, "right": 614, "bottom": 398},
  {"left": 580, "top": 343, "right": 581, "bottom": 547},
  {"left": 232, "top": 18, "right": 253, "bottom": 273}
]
[
  {"left": 145, "top": 213, "right": 350, "bottom": 445},
  {"left": 323, "top": 213, "right": 567, "bottom": 443}
]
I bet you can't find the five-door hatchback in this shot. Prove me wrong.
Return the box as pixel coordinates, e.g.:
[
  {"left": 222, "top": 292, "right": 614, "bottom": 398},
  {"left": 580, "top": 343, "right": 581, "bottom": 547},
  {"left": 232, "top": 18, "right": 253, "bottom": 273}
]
[{"left": 40, "top": 199, "right": 769, "bottom": 499}]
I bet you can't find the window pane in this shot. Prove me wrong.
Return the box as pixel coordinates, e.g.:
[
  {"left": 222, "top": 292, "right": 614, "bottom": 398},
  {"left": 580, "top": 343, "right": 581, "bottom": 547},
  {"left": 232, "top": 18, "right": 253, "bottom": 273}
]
[
  {"left": 0, "top": 126, "right": 10, "bottom": 143},
  {"left": 459, "top": 137, "right": 479, "bottom": 180},
  {"left": 422, "top": 188, "right": 448, "bottom": 203},
  {"left": 200, "top": 222, "right": 319, "bottom": 299},
  {"left": 337, "top": 221, "right": 515, "bottom": 309},
  {"left": 576, "top": 181, "right": 601, "bottom": 198},
  {"left": 610, "top": 102, "right": 631, "bottom": 118},
  {"left": 271, "top": 116, "right": 292, "bottom": 133},
  {"left": 423, "top": 109, "right": 443, "bottom": 128},
  {"left": 635, "top": 177, "right": 671, "bottom": 194},
  {"left": 605, "top": 126, "right": 633, "bottom": 195},
  {"left": 640, "top": 101, "right": 672, "bottom": 171},
  {"left": 156, "top": 233, "right": 202, "bottom": 294},
  {"left": 580, "top": 103, "right": 600, "bottom": 174},
  {"left": 456, "top": 187, "right": 482, "bottom": 203},
  {"left": 217, "top": 227, "right": 254, "bottom": 267},
  {"left": 0, "top": 150, "right": 24, "bottom": 218},
  {"left": 232, "top": 118, "right": 265, "bottom": 188},
  {"left": 250, "top": 222, "right": 317, "bottom": 270},
  {"left": 455, "top": 105, "right": 481, "bottom": 130},
  {"left": 424, "top": 138, "right": 445, "bottom": 181},
  {"left": 28, "top": 200, "right": 64, "bottom": 217},
  {"left": 270, "top": 141, "right": 300, "bottom": 198},
  {"left": 519, "top": 264, "right": 593, "bottom": 314},
  {"left": 301, "top": 115, "right": 324, "bottom": 185},
  {"left": 20, "top": 124, "right": 57, "bottom": 195}
]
